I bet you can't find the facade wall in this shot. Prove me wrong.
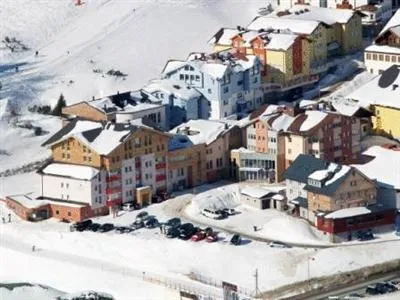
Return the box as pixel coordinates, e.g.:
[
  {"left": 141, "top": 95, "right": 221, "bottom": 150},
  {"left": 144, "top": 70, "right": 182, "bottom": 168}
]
[
  {"left": 372, "top": 105, "right": 400, "bottom": 138},
  {"left": 51, "top": 137, "right": 102, "bottom": 167},
  {"left": 286, "top": 179, "right": 307, "bottom": 201},
  {"left": 255, "top": 121, "right": 268, "bottom": 153},
  {"left": 62, "top": 103, "right": 108, "bottom": 122},
  {"left": 365, "top": 51, "right": 400, "bottom": 75},
  {"left": 285, "top": 134, "right": 305, "bottom": 168},
  {"left": 116, "top": 105, "right": 167, "bottom": 131},
  {"left": 41, "top": 174, "right": 97, "bottom": 206},
  {"left": 342, "top": 15, "right": 363, "bottom": 54}
]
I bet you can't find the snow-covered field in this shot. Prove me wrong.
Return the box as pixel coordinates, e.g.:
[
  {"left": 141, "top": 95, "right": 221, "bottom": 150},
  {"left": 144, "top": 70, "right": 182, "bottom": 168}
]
[{"left": 0, "top": 0, "right": 270, "bottom": 112}]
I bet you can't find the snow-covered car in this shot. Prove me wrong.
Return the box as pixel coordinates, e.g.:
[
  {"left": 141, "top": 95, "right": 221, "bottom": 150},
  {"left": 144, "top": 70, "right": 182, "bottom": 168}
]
[
  {"left": 70, "top": 219, "right": 92, "bottom": 232},
  {"left": 115, "top": 226, "right": 133, "bottom": 234},
  {"left": 98, "top": 223, "right": 114, "bottom": 233},
  {"left": 122, "top": 202, "right": 135, "bottom": 211},
  {"left": 144, "top": 217, "right": 159, "bottom": 228},
  {"left": 201, "top": 208, "right": 223, "bottom": 219},
  {"left": 230, "top": 234, "right": 241, "bottom": 246},
  {"left": 269, "top": 241, "right": 291, "bottom": 248},
  {"left": 131, "top": 220, "right": 144, "bottom": 230}
]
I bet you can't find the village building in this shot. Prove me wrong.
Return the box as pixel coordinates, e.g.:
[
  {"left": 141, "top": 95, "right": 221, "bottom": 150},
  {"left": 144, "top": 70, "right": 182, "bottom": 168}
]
[
  {"left": 353, "top": 145, "right": 400, "bottom": 210},
  {"left": 168, "top": 119, "right": 242, "bottom": 191},
  {"left": 38, "top": 119, "right": 171, "bottom": 218},
  {"left": 208, "top": 27, "right": 318, "bottom": 95},
  {"left": 161, "top": 51, "right": 263, "bottom": 119},
  {"left": 62, "top": 91, "right": 168, "bottom": 131},
  {"left": 348, "top": 64, "right": 400, "bottom": 138},
  {"left": 364, "top": 10, "right": 400, "bottom": 75},
  {"left": 284, "top": 154, "right": 395, "bottom": 242},
  {"left": 240, "top": 186, "right": 286, "bottom": 210},
  {"left": 143, "top": 78, "right": 208, "bottom": 128}
]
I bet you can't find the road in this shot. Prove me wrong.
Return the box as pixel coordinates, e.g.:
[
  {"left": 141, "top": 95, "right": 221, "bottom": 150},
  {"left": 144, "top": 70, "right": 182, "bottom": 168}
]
[{"left": 283, "top": 271, "right": 400, "bottom": 300}]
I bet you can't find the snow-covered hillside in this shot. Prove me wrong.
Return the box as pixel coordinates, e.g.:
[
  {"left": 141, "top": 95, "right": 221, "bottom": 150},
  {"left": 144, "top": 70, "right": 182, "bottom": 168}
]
[{"left": 0, "top": 0, "right": 270, "bottom": 112}]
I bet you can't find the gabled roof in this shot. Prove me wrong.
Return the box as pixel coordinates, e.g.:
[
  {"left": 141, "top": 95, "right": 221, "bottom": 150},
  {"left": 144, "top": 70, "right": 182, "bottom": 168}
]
[
  {"left": 347, "top": 65, "right": 400, "bottom": 110},
  {"left": 378, "top": 9, "right": 400, "bottom": 37},
  {"left": 143, "top": 79, "right": 201, "bottom": 101},
  {"left": 283, "top": 154, "right": 328, "bottom": 183},
  {"left": 241, "top": 187, "right": 275, "bottom": 198},
  {"left": 272, "top": 5, "right": 358, "bottom": 25},
  {"left": 248, "top": 15, "right": 321, "bottom": 35},
  {"left": 208, "top": 27, "right": 240, "bottom": 45},
  {"left": 42, "top": 120, "right": 140, "bottom": 155}
]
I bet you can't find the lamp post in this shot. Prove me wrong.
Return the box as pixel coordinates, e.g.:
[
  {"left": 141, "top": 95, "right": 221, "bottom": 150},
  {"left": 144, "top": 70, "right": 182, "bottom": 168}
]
[{"left": 307, "top": 248, "right": 318, "bottom": 289}]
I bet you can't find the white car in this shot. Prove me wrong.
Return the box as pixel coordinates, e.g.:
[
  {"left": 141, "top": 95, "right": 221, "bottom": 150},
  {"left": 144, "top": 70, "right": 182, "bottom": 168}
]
[
  {"left": 201, "top": 208, "right": 223, "bottom": 219},
  {"left": 122, "top": 202, "right": 134, "bottom": 211}
]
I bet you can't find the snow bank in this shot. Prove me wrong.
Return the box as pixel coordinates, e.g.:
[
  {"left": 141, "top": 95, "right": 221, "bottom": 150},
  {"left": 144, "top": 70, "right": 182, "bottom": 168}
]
[
  {"left": 186, "top": 185, "right": 241, "bottom": 215},
  {"left": 258, "top": 215, "right": 327, "bottom": 245},
  {"left": 0, "top": 283, "right": 64, "bottom": 300}
]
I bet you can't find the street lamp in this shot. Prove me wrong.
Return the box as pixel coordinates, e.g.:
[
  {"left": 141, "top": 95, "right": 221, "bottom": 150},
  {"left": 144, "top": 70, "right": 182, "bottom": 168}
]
[{"left": 307, "top": 248, "right": 318, "bottom": 289}]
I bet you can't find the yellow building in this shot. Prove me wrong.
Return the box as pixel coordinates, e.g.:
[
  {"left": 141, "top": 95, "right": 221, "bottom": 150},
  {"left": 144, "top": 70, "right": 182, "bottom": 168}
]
[
  {"left": 348, "top": 65, "right": 400, "bottom": 138},
  {"left": 208, "top": 27, "right": 316, "bottom": 88}
]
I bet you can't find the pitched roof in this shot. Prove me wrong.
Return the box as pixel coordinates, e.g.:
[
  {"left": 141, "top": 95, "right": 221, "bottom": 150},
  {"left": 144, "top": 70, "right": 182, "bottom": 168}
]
[
  {"left": 378, "top": 9, "right": 400, "bottom": 37},
  {"left": 353, "top": 145, "right": 400, "bottom": 189},
  {"left": 240, "top": 187, "right": 275, "bottom": 198},
  {"left": 273, "top": 5, "right": 357, "bottom": 25},
  {"left": 208, "top": 27, "right": 240, "bottom": 45},
  {"left": 143, "top": 79, "right": 201, "bottom": 101},
  {"left": 283, "top": 154, "right": 328, "bottom": 183},
  {"left": 42, "top": 163, "right": 100, "bottom": 180},
  {"left": 248, "top": 16, "right": 320, "bottom": 35},
  {"left": 347, "top": 65, "right": 400, "bottom": 110},
  {"left": 324, "top": 207, "right": 371, "bottom": 219}
]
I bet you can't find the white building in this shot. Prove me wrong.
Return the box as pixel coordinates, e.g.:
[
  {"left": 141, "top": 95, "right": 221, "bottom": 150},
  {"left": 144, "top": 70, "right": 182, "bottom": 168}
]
[
  {"left": 240, "top": 186, "right": 286, "bottom": 210},
  {"left": 39, "top": 163, "right": 107, "bottom": 209},
  {"left": 365, "top": 10, "right": 400, "bottom": 75}
]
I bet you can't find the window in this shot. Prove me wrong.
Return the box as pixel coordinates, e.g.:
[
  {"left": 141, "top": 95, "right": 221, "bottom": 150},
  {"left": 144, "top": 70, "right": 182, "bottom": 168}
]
[
  {"left": 66, "top": 183, "right": 69, "bottom": 189},
  {"left": 62, "top": 153, "right": 65, "bottom": 159},
  {"left": 88, "top": 157, "right": 92, "bottom": 162},
  {"left": 61, "top": 182, "right": 64, "bottom": 188},
  {"left": 372, "top": 54, "right": 377, "bottom": 60},
  {"left": 195, "top": 75, "right": 200, "bottom": 81},
  {"left": 67, "top": 212, "right": 71, "bottom": 216},
  {"left": 366, "top": 53, "right": 371, "bottom": 60},
  {"left": 184, "top": 65, "right": 189, "bottom": 71},
  {"left": 56, "top": 210, "right": 59, "bottom": 215},
  {"left": 392, "top": 56, "right": 397, "bottom": 62},
  {"left": 190, "top": 75, "right": 194, "bottom": 81},
  {"left": 208, "top": 88, "right": 212, "bottom": 94},
  {"left": 385, "top": 55, "right": 390, "bottom": 62},
  {"left": 179, "top": 74, "right": 184, "bottom": 80},
  {"left": 379, "top": 54, "right": 384, "bottom": 61},
  {"left": 223, "top": 86, "right": 229, "bottom": 93}
]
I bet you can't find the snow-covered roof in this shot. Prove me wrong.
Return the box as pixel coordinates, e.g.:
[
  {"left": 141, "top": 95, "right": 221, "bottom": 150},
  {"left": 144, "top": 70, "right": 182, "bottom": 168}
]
[
  {"left": 162, "top": 60, "right": 186, "bottom": 75},
  {"left": 231, "top": 147, "right": 256, "bottom": 154},
  {"left": 241, "top": 187, "right": 274, "bottom": 198},
  {"left": 309, "top": 164, "right": 351, "bottom": 186},
  {"left": 330, "top": 98, "right": 364, "bottom": 116},
  {"left": 273, "top": 5, "right": 357, "bottom": 25},
  {"left": 143, "top": 79, "right": 201, "bottom": 101},
  {"left": 365, "top": 44, "right": 400, "bottom": 55},
  {"left": 42, "top": 163, "right": 99, "bottom": 180},
  {"left": 87, "top": 97, "right": 119, "bottom": 113},
  {"left": 300, "top": 110, "right": 328, "bottom": 131},
  {"left": 378, "top": 9, "right": 400, "bottom": 37},
  {"left": 118, "top": 102, "right": 161, "bottom": 114},
  {"left": 272, "top": 194, "right": 284, "bottom": 200},
  {"left": 7, "top": 194, "right": 46, "bottom": 209},
  {"left": 198, "top": 62, "right": 227, "bottom": 79},
  {"left": 299, "top": 100, "right": 317, "bottom": 108},
  {"left": 324, "top": 207, "right": 371, "bottom": 219},
  {"left": 248, "top": 16, "right": 320, "bottom": 35},
  {"left": 169, "top": 119, "right": 232, "bottom": 147},
  {"left": 270, "top": 114, "right": 295, "bottom": 131},
  {"left": 208, "top": 27, "right": 240, "bottom": 45},
  {"left": 267, "top": 33, "right": 298, "bottom": 50},
  {"left": 353, "top": 146, "right": 400, "bottom": 189},
  {"left": 347, "top": 65, "right": 400, "bottom": 110},
  {"left": 43, "top": 120, "right": 141, "bottom": 155}
]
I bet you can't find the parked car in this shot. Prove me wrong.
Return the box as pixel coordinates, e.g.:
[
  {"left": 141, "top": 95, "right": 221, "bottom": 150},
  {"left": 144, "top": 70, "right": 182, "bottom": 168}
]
[
  {"left": 206, "top": 233, "right": 218, "bottom": 243},
  {"left": 222, "top": 208, "right": 236, "bottom": 216},
  {"left": 136, "top": 211, "right": 149, "bottom": 221},
  {"left": 122, "top": 202, "right": 137, "bottom": 211},
  {"left": 269, "top": 241, "right": 291, "bottom": 248},
  {"left": 144, "top": 217, "right": 159, "bottom": 229},
  {"left": 191, "top": 230, "right": 206, "bottom": 242},
  {"left": 98, "top": 223, "right": 114, "bottom": 233},
  {"left": 230, "top": 234, "right": 241, "bottom": 246},
  {"left": 166, "top": 217, "right": 181, "bottom": 228},
  {"left": 166, "top": 227, "right": 179, "bottom": 238},
  {"left": 70, "top": 219, "right": 92, "bottom": 232},
  {"left": 87, "top": 223, "right": 101, "bottom": 232},
  {"left": 131, "top": 219, "right": 144, "bottom": 230},
  {"left": 179, "top": 223, "right": 197, "bottom": 240},
  {"left": 366, "top": 283, "right": 394, "bottom": 295},
  {"left": 216, "top": 209, "right": 228, "bottom": 218},
  {"left": 357, "top": 230, "right": 374, "bottom": 241},
  {"left": 115, "top": 226, "right": 133, "bottom": 234},
  {"left": 201, "top": 208, "right": 223, "bottom": 219},
  {"left": 204, "top": 227, "right": 213, "bottom": 237}
]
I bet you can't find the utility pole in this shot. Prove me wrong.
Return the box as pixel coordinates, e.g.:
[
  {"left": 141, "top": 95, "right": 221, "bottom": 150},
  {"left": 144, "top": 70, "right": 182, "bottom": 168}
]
[{"left": 254, "top": 268, "right": 260, "bottom": 297}]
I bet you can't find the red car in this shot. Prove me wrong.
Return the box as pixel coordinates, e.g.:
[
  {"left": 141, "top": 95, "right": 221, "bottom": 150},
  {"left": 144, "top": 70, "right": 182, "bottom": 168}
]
[
  {"left": 206, "top": 233, "right": 218, "bottom": 243},
  {"left": 191, "top": 231, "right": 206, "bottom": 242}
]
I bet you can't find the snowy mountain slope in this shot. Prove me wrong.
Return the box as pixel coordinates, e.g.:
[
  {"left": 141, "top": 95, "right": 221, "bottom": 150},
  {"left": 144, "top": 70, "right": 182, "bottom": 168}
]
[{"left": 0, "top": 0, "right": 271, "bottom": 111}]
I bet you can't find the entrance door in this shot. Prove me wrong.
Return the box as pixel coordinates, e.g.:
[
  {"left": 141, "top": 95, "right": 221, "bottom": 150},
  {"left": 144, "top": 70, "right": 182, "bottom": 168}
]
[{"left": 187, "top": 166, "right": 193, "bottom": 188}]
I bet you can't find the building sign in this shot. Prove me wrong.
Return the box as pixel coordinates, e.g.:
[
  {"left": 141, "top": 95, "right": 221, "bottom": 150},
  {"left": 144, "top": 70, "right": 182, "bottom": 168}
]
[{"left": 222, "top": 281, "right": 238, "bottom": 300}]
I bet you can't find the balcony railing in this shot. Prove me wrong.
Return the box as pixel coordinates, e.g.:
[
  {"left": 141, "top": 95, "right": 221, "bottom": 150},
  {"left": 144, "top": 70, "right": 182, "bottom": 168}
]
[
  {"left": 156, "top": 174, "right": 166, "bottom": 182},
  {"left": 106, "top": 198, "right": 122, "bottom": 207},
  {"left": 105, "top": 187, "right": 122, "bottom": 195},
  {"left": 106, "top": 174, "right": 121, "bottom": 182},
  {"left": 155, "top": 162, "right": 166, "bottom": 169}
]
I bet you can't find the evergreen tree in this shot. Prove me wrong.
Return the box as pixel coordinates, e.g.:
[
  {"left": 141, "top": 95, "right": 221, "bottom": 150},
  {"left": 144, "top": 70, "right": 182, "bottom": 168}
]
[{"left": 52, "top": 94, "right": 66, "bottom": 116}]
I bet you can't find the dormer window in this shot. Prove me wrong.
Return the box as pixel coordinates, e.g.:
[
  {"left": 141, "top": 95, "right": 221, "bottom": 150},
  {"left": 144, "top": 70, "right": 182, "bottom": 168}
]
[{"left": 308, "top": 178, "right": 321, "bottom": 188}]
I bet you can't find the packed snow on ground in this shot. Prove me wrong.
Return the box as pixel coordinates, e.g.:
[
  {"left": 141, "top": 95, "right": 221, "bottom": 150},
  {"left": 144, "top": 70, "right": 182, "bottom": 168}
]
[
  {"left": 0, "top": 114, "right": 61, "bottom": 171},
  {"left": 0, "top": 0, "right": 270, "bottom": 113},
  {"left": 0, "top": 283, "right": 65, "bottom": 300},
  {"left": 185, "top": 183, "right": 329, "bottom": 246}
]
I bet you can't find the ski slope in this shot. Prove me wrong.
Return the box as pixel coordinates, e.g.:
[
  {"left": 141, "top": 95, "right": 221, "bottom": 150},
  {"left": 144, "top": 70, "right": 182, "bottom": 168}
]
[{"left": 0, "top": 0, "right": 270, "bottom": 112}]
